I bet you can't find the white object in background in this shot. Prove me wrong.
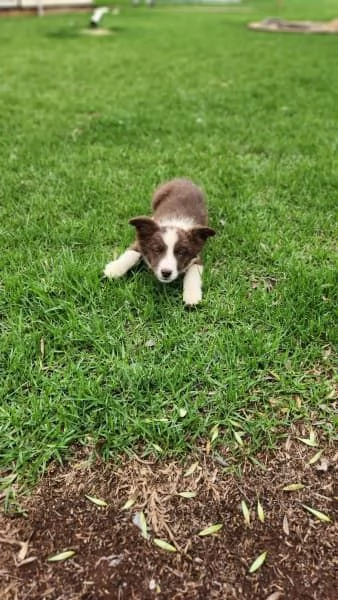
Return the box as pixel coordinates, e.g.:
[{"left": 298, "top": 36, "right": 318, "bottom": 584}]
[
  {"left": 132, "top": 0, "right": 155, "bottom": 5},
  {"left": 199, "top": 0, "right": 240, "bottom": 3},
  {"left": 90, "top": 6, "right": 109, "bottom": 27}
]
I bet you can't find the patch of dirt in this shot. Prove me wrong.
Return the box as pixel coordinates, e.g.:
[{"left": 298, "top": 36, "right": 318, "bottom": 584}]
[
  {"left": 1, "top": 435, "right": 337, "bottom": 600},
  {"left": 80, "top": 28, "right": 114, "bottom": 36},
  {"left": 248, "top": 17, "right": 338, "bottom": 34},
  {"left": 0, "top": 7, "right": 91, "bottom": 18}
]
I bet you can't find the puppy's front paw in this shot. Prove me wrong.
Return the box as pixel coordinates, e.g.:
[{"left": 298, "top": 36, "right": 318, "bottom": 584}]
[
  {"left": 104, "top": 260, "right": 126, "bottom": 279},
  {"left": 183, "top": 287, "right": 202, "bottom": 306}
]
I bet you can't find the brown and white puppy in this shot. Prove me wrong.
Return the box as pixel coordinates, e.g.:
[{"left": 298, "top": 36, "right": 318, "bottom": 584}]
[{"left": 104, "top": 179, "right": 215, "bottom": 305}]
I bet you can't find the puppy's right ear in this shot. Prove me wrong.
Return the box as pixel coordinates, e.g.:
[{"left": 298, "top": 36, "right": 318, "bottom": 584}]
[{"left": 129, "top": 217, "right": 159, "bottom": 237}]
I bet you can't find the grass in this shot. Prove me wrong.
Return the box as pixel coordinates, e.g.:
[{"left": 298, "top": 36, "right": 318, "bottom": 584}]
[{"left": 0, "top": 0, "right": 337, "bottom": 482}]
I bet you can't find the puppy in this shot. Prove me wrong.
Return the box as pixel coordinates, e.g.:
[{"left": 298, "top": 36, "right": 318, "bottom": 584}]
[{"left": 104, "top": 179, "right": 215, "bottom": 305}]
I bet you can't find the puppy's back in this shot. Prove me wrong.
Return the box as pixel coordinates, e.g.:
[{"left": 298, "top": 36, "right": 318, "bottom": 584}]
[{"left": 152, "top": 179, "right": 208, "bottom": 226}]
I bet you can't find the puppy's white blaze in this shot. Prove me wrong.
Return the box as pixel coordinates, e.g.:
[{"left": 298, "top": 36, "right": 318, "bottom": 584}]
[
  {"left": 156, "top": 228, "right": 178, "bottom": 282},
  {"left": 104, "top": 250, "right": 140, "bottom": 279},
  {"left": 158, "top": 217, "right": 195, "bottom": 231},
  {"left": 183, "top": 264, "right": 203, "bottom": 305}
]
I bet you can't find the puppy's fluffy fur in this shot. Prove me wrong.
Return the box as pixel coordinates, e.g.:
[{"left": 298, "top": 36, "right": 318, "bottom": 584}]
[{"left": 104, "top": 179, "right": 215, "bottom": 305}]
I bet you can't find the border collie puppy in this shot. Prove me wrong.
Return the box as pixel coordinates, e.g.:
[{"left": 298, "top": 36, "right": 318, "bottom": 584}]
[{"left": 104, "top": 179, "right": 215, "bottom": 305}]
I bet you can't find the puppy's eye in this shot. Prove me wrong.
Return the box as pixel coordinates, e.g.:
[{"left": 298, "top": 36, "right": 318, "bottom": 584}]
[
  {"left": 176, "top": 248, "right": 189, "bottom": 258},
  {"left": 153, "top": 246, "right": 164, "bottom": 254}
]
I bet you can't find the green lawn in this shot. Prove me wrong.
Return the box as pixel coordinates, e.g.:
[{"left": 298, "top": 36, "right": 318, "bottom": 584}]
[{"left": 0, "top": 1, "right": 337, "bottom": 481}]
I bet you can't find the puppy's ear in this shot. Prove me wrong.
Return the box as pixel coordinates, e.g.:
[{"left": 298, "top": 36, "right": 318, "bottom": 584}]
[
  {"left": 129, "top": 217, "right": 159, "bottom": 237},
  {"left": 190, "top": 226, "right": 216, "bottom": 244}
]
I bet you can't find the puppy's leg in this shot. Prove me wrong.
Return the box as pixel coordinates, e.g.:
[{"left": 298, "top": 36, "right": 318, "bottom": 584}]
[
  {"left": 183, "top": 262, "right": 204, "bottom": 306},
  {"left": 104, "top": 243, "right": 141, "bottom": 279}
]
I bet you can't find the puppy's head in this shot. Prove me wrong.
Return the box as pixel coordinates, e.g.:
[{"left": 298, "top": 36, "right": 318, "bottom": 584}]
[{"left": 129, "top": 217, "right": 215, "bottom": 283}]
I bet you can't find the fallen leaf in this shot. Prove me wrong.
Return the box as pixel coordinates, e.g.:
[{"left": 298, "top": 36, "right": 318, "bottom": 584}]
[
  {"left": 241, "top": 500, "right": 250, "bottom": 525},
  {"left": 17, "top": 556, "right": 37, "bottom": 566},
  {"left": 326, "top": 387, "right": 336, "bottom": 400},
  {"left": 47, "top": 550, "right": 76, "bottom": 562},
  {"left": 177, "top": 491, "right": 197, "bottom": 498},
  {"left": 183, "top": 462, "right": 199, "bottom": 477},
  {"left": 294, "top": 395, "right": 302, "bottom": 409},
  {"left": 249, "top": 551, "right": 267, "bottom": 573},
  {"left": 198, "top": 524, "right": 223, "bottom": 536},
  {"left": 152, "top": 444, "right": 162, "bottom": 453},
  {"left": 266, "top": 592, "right": 283, "bottom": 600},
  {"left": 257, "top": 499, "right": 265, "bottom": 523},
  {"left": 309, "top": 429, "right": 316, "bottom": 444},
  {"left": 132, "top": 511, "right": 149, "bottom": 538},
  {"left": 282, "top": 514, "right": 289, "bottom": 536},
  {"left": 210, "top": 425, "right": 219, "bottom": 443},
  {"left": 307, "top": 450, "right": 323, "bottom": 465},
  {"left": 302, "top": 505, "right": 331, "bottom": 522},
  {"left": 228, "top": 419, "right": 242, "bottom": 428},
  {"left": 85, "top": 495, "right": 108, "bottom": 507},
  {"left": 282, "top": 483, "right": 304, "bottom": 491},
  {"left": 153, "top": 539, "right": 177, "bottom": 552},
  {"left": 297, "top": 436, "right": 318, "bottom": 448},
  {"left": 121, "top": 498, "right": 136, "bottom": 511},
  {"left": 17, "top": 541, "right": 29, "bottom": 562},
  {"left": 234, "top": 431, "right": 244, "bottom": 447}
]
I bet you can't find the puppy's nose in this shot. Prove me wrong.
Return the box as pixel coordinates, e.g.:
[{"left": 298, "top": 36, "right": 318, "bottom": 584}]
[{"left": 161, "top": 269, "right": 172, "bottom": 280}]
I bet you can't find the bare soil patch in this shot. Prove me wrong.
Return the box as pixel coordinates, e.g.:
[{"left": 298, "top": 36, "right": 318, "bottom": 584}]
[
  {"left": 248, "top": 17, "right": 338, "bottom": 34},
  {"left": 1, "top": 435, "right": 337, "bottom": 600},
  {"left": 0, "top": 7, "right": 91, "bottom": 18},
  {"left": 80, "top": 28, "right": 114, "bottom": 36}
]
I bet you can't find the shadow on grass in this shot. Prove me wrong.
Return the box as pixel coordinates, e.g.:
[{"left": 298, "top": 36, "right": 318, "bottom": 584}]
[{"left": 46, "top": 27, "right": 124, "bottom": 39}]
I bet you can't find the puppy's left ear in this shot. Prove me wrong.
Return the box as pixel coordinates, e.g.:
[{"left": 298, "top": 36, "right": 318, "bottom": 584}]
[
  {"left": 129, "top": 216, "right": 159, "bottom": 237},
  {"left": 191, "top": 227, "right": 216, "bottom": 243}
]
